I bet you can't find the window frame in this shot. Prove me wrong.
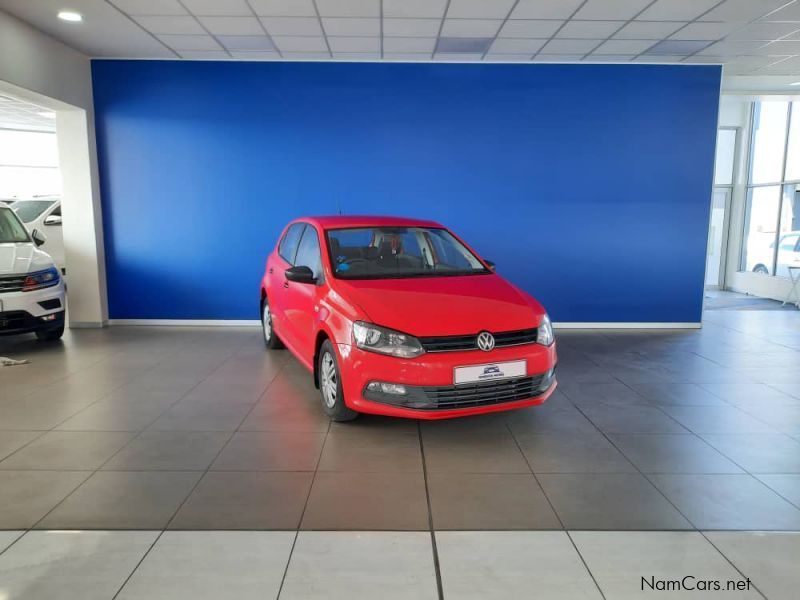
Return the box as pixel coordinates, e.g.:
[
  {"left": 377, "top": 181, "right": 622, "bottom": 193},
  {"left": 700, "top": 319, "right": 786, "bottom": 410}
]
[
  {"left": 740, "top": 101, "right": 800, "bottom": 278},
  {"left": 278, "top": 222, "right": 307, "bottom": 265}
]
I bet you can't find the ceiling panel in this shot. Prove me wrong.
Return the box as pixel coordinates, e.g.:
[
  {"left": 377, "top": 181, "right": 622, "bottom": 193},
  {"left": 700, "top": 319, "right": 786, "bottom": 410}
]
[
  {"left": 249, "top": 0, "right": 317, "bottom": 17},
  {"left": 132, "top": 16, "right": 205, "bottom": 35},
  {"left": 0, "top": 94, "right": 57, "bottom": 132},
  {"left": 573, "top": 0, "right": 653, "bottom": 21},
  {"left": 498, "top": 20, "right": 564, "bottom": 38},
  {"left": 441, "top": 19, "right": 502, "bottom": 37},
  {"left": 557, "top": 21, "right": 626, "bottom": 39},
  {"left": 198, "top": 16, "right": 265, "bottom": 36},
  {"left": 0, "top": 0, "right": 798, "bottom": 83},
  {"left": 383, "top": 0, "right": 447, "bottom": 19},
  {"left": 181, "top": 0, "right": 251, "bottom": 17},
  {"left": 614, "top": 21, "right": 686, "bottom": 39},
  {"left": 383, "top": 18, "right": 441, "bottom": 37},
  {"left": 322, "top": 17, "right": 380, "bottom": 36},
  {"left": 447, "top": 0, "right": 517, "bottom": 20},
  {"left": 261, "top": 17, "right": 322, "bottom": 36},
  {"left": 637, "top": 0, "right": 723, "bottom": 22}
]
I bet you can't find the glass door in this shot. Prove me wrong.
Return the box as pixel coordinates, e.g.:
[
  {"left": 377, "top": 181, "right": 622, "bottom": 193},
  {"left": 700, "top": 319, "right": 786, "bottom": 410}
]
[{"left": 706, "top": 187, "right": 731, "bottom": 288}]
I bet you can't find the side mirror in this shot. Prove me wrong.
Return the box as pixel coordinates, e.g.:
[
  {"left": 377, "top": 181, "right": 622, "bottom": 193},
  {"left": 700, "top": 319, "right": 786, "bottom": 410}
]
[
  {"left": 44, "top": 214, "right": 62, "bottom": 226},
  {"left": 285, "top": 265, "right": 316, "bottom": 284},
  {"left": 484, "top": 260, "right": 496, "bottom": 271},
  {"left": 31, "top": 229, "right": 47, "bottom": 247}
]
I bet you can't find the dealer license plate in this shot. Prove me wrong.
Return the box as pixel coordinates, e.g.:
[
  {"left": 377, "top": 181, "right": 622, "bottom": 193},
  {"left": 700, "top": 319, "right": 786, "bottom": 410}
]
[{"left": 454, "top": 360, "right": 526, "bottom": 385}]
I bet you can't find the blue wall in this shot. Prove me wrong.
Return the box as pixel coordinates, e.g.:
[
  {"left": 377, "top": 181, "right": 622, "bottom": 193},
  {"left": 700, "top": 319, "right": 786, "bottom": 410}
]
[{"left": 92, "top": 61, "right": 721, "bottom": 323}]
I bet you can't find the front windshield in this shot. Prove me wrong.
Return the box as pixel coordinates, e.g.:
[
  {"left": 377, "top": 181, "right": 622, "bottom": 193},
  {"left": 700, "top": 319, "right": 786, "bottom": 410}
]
[
  {"left": 327, "top": 226, "right": 489, "bottom": 279},
  {"left": 12, "top": 200, "right": 56, "bottom": 223},
  {"left": 0, "top": 207, "right": 31, "bottom": 243}
]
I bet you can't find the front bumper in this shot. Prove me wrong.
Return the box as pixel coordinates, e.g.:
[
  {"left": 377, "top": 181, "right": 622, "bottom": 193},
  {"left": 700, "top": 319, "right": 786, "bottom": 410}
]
[
  {"left": 0, "top": 280, "right": 66, "bottom": 336},
  {"left": 336, "top": 340, "right": 557, "bottom": 419}
]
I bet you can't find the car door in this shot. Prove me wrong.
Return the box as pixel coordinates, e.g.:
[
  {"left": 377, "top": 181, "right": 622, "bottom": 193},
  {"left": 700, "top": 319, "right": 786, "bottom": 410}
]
[
  {"left": 284, "top": 225, "right": 324, "bottom": 360},
  {"left": 270, "top": 222, "right": 306, "bottom": 348}
]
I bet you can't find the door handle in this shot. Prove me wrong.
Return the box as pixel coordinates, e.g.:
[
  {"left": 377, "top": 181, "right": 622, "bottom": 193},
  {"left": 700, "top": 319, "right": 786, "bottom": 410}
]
[
  {"left": 268, "top": 268, "right": 274, "bottom": 274},
  {"left": 283, "top": 281, "right": 289, "bottom": 288}
]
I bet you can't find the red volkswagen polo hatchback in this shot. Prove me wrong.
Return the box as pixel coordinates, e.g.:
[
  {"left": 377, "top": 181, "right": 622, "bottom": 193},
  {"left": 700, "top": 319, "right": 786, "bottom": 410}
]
[{"left": 260, "top": 216, "right": 557, "bottom": 421}]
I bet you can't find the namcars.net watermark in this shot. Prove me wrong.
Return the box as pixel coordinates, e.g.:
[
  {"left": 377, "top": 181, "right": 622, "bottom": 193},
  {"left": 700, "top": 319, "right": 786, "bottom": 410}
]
[{"left": 642, "top": 576, "right": 752, "bottom": 592}]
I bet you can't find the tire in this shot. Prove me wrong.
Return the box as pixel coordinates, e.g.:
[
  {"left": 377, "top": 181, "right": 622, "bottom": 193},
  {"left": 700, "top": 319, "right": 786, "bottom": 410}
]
[
  {"left": 753, "top": 264, "right": 769, "bottom": 275},
  {"left": 317, "top": 340, "right": 358, "bottom": 422},
  {"left": 36, "top": 321, "right": 64, "bottom": 341},
  {"left": 261, "top": 297, "right": 284, "bottom": 349}
]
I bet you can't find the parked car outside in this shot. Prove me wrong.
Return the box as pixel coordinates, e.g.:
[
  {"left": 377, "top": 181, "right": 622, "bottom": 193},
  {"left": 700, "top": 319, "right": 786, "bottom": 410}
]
[
  {"left": 749, "top": 231, "right": 800, "bottom": 277},
  {"left": 260, "top": 216, "right": 557, "bottom": 421},
  {"left": 7, "top": 197, "right": 64, "bottom": 272},
  {"left": 0, "top": 203, "right": 65, "bottom": 341}
]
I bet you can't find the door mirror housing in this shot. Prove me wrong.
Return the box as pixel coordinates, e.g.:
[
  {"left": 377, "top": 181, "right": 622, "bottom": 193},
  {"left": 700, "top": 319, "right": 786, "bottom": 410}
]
[
  {"left": 484, "top": 260, "right": 496, "bottom": 271},
  {"left": 44, "top": 214, "right": 62, "bottom": 226},
  {"left": 31, "top": 229, "right": 47, "bottom": 247},
  {"left": 285, "top": 265, "right": 316, "bottom": 284}
]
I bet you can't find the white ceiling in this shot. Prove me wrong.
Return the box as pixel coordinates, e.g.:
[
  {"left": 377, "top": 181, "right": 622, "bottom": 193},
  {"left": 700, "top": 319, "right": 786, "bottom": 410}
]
[
  {"left": 2, "top": 0, "right": 800, "bottom": 88},
  {"left": 0, "top": 94, "right": 57, "bottom": 132}
]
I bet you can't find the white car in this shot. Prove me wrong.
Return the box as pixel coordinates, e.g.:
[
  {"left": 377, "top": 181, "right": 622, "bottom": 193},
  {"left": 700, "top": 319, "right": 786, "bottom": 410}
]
[
  {"left": 6, "top": 197, "right": 64, "bottom": 271},
  {"left": 749, "top": 231, "right": 800, "bottom": 278},
  {"left": 0, "top": 203, "right": 65, "bottom": 341}
]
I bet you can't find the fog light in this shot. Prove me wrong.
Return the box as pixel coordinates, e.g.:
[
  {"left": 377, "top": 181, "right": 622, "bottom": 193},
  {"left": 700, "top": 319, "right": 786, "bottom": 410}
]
[
  {"left": 366, "top": 381, "right": 407, "bottom": 395},
  {"left": 41, "top": 314, "right": 56, "bottom": 322},
  {"left": 538, "top": 367, "right": 555, "bottom": 392}
]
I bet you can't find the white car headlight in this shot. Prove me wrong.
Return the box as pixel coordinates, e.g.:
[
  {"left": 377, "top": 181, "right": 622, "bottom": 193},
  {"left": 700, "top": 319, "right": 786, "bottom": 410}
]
[
  {"left": 537, "top": 313, "right": 554, "bottom": 346},
  {"left": 353, "top": 321, "right": 425, "bottom": 358}
]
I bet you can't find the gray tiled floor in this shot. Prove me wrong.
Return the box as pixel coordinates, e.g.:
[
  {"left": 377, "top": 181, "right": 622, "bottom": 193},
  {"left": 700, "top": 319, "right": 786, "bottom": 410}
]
[
  {"left": 0, "top": 529, "right": 797, "bottom": 599},
  {"left": 0, "top": 310, "right": 799, "bottom": 533}
]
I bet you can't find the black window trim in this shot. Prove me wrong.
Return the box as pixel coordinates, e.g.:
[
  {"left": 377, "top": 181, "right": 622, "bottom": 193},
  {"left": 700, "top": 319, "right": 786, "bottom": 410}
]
[
  {"left": 295, "top": 223, "right": 325, "bottom": 284},
  {"left": 278, "top": 222, "right": 307, "bottom": 265}
]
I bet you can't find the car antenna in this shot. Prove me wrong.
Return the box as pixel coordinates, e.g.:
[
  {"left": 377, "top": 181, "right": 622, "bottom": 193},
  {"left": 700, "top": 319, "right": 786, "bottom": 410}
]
[{"left": 337, "top": 199, "right": 343, "bottom": 215}]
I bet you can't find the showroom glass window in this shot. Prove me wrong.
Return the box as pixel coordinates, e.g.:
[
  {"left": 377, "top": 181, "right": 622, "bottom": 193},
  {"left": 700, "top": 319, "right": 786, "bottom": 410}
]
[{"left": 740, "top": 101, "right": 800, "bottom": 277}]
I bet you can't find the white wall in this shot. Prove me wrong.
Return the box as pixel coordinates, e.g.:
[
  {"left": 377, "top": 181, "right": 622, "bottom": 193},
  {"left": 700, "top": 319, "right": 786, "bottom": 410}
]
[{"left": 0, "top": 9, "right": 107, "bottom": 326}]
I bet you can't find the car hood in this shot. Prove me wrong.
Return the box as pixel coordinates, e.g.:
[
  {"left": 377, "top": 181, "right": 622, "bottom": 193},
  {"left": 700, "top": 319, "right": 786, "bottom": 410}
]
[
  {"left": 0, "top": 243, "right": 55, "bottom": 275},
  {"left": 336, "top": 274, "right": 544, "bottom": 336}
]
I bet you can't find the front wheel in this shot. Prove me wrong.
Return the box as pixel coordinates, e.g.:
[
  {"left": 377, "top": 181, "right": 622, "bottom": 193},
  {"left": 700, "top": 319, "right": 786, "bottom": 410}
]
[
  {"left": 753, "top": 264, "right": 770, "bottom": 275},
  {"left": 318, "top": 340, "right": 358, "bottom": 422},
  {"left": 261, "top": 297, "right": 284, "bottom": 349},
  {"left": 36, "top": 321, "right": 64, "bottom": 341}
]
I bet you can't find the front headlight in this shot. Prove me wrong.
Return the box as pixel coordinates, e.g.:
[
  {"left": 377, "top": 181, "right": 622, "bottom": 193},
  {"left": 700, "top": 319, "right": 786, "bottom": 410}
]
[
  {"left": 537, "top": 313, "right": 554, "bottom": 346},
  {"left": 22, "top": 267, "right": 60, "bottom": 292},
  {"left": 352, "top": 321, "right": 425, "bottom": 358}
]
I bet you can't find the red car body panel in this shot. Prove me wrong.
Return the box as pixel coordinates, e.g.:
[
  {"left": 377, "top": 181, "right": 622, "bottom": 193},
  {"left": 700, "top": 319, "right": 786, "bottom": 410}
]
[{"left": 261, "top": 216, "right": 557, "bottom": 419}]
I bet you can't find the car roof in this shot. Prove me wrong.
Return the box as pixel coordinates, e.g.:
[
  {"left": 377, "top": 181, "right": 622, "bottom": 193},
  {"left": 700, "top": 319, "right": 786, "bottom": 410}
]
[{"left": 298, "top": 215, "right": 444, "bottom": 230}]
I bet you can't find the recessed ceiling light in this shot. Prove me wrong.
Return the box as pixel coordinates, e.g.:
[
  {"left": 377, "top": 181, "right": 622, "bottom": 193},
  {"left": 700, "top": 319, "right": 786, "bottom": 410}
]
[
  {"left": 58, "top": 11, "right": 82, "bottom": 22},
  {"left": 791, "top": 81, "right": 800, "bottom": 86},
  {"left": 38, "top": 111, "right": 56, "bottom": 119}
]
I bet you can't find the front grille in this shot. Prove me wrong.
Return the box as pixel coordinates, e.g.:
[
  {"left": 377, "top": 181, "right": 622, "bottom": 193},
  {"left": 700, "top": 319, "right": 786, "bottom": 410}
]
[
  {"left": 0, "top": 274, "right": 26, "bottom": 293},
  {"left": 419, "top": 328, "right": 539, "bottom": 352},
  {"left": 420, "top": 375, "right": 545, "bottom": 410},
  {"left": 0, "top": 310, "right": 37, "bottom": 330}
]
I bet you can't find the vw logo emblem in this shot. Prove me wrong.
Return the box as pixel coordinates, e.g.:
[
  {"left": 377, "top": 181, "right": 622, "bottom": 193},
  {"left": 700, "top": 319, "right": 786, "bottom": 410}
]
[{"left": 477, "top": 331, "right": 495, "bottom": 352}]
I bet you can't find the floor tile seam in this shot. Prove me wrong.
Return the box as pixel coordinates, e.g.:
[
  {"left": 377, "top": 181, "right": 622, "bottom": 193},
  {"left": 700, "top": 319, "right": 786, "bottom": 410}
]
[{"left": 417, "top": 420, "right": 446, "bottom": 600}]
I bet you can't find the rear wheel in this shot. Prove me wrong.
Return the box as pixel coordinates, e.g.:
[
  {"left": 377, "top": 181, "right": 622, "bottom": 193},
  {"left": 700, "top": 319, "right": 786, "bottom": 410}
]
[
  {"left": 318, "top": 340, "right": 358, "bottom": 422},
  {"left": 261, "top": 297, "right": 284, "bottom": 349}
]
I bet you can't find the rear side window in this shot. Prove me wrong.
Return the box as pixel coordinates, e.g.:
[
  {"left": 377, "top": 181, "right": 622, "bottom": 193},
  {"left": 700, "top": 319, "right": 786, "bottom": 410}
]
[
  {"left": 294, "top": 226, "right": 323, "bottom": 280},
  {"left": 278, "top": 223, "right": 306, "bottom": 264}
]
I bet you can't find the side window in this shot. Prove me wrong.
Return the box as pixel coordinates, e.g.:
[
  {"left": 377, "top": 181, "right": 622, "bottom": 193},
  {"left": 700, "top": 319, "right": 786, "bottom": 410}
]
[
  {"left": 278, "top": 223, "right": 306, "bottom": 264},
  {"left": 294, "top": 226, "right": 323, "bottom": 280},
  {"left": 51, "top": 206, "right": 61, "bottom": 217},
  {"left": 779, "top": 235, "right": 798, "bottom": 251}
]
